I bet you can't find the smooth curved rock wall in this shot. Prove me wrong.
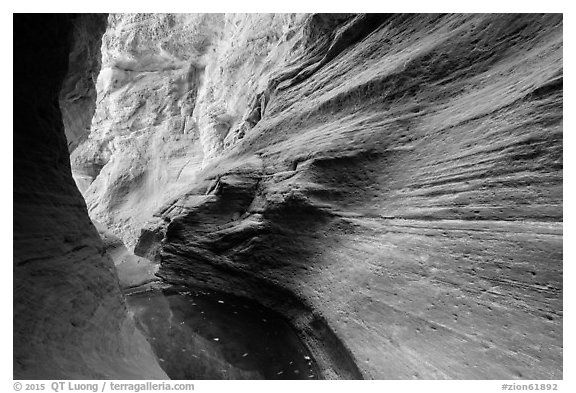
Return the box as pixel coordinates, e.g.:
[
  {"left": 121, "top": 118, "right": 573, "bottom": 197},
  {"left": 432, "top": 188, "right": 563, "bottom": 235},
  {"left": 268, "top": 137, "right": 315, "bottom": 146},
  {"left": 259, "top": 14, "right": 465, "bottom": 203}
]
[{"left": 77, "top": 13, "right": 562, "bottom": 379}]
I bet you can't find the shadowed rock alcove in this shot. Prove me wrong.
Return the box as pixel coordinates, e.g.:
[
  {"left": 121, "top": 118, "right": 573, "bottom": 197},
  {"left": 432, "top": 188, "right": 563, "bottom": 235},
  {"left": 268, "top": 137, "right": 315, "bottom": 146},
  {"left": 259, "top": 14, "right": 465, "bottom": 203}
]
[{"left": 14, "top": 13, "right": 562, "bottom": 380}]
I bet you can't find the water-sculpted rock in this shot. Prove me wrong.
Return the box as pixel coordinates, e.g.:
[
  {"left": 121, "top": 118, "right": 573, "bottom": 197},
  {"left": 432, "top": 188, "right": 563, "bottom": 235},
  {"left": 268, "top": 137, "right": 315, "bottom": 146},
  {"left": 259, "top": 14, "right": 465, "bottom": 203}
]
[
  {"left": 72, "top": 13, "right": 310, "bottom": 247},
  {"left": 14, "top": 14, "right": 166, "bottom": 379},
  {"left": 71, "top": 14, "right": 562, "bottom": 379}
]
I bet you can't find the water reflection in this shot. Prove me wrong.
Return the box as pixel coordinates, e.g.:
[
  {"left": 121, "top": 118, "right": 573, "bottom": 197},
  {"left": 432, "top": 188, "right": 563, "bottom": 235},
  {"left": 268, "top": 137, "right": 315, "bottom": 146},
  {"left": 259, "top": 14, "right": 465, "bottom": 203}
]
[{"left": 127, "top": 286, "right": 320, "bottom": 379}]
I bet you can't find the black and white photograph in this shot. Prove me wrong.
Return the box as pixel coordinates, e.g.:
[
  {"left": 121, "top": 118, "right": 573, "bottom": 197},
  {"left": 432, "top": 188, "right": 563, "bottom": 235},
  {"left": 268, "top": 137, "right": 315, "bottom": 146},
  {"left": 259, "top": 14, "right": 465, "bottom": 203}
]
[{"left": 8, "top": 3, "right": 569, "bottom": 390}]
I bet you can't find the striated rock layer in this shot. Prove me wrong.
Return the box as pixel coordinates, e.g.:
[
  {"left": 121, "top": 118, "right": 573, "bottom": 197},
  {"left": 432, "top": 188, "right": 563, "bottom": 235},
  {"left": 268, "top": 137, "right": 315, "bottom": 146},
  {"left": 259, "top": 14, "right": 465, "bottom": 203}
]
[
  {"left": 75, "top": 14, "right": 562, "bottom": 379},
  {"left": 73, "top": 13, "right": 314, "bottom": 247},
  {"left": 13, "top": 14, "right": 167, "bottom": 379}
]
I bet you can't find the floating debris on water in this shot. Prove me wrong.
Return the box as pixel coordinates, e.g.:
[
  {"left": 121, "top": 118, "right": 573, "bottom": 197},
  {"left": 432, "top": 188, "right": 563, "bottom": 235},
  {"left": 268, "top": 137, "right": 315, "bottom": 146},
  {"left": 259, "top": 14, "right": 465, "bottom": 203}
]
[{"left": 128, "top": 285, "right": 319, "bottom": 379}]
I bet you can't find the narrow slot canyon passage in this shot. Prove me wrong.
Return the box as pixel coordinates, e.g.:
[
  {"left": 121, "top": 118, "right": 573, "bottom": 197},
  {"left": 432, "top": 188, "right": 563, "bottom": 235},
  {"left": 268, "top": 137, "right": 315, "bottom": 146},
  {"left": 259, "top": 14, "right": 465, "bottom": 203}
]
[
  {"left": 91, "top": 188, "right": 324, "bottom": 379},
  {"left": 14, "top": 13, "right": 563, "bottom": 381}
]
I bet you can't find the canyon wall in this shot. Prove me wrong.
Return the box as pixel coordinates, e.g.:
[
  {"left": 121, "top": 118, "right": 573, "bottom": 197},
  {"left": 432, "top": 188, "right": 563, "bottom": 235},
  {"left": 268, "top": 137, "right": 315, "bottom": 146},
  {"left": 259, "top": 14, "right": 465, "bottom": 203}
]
[
  {"left": 73, "top": 14, "right": 563, "bottom": 379},
  {"left": 72, "top": 13, "right": 310, "bottom": 247},
  {"left": 59, "top": 14, "right": 107, "bottom": 152},
  {"left": 14, "top": 14, "right": 166, "bottom": 379}
]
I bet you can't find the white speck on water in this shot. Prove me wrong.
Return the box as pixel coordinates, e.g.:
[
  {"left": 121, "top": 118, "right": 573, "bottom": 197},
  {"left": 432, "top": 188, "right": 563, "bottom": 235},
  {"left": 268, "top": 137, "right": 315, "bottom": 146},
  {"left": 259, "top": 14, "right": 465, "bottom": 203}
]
[
  {"left": 304, "top": 356, "right": 310, "bottom": 360},
  {"left": 218, "top": 300, "right": 224, "bottom": 304},
  {"left": 262, "top": 318, "right": 267, "bottom": 322},
  {"left": 309, "top": 375, "right": 314, "bottom": 378},
  {"left": 294, "top": 370, "right": 299, "bottom": 374},
  {"left": 159, "top": 358, "right": 165, "bottom": 362},
  {"left": 242, "top": 353, "right": 249, "bottom": 357},
  {"left": 289, "top": 361, "right": 293, "bottom": 365},
  {"left": 277, "top": 371, "right": 284, "bottom": 375},
  {"left": 213, "top": 338, "right": 219, "bottom": 341}
]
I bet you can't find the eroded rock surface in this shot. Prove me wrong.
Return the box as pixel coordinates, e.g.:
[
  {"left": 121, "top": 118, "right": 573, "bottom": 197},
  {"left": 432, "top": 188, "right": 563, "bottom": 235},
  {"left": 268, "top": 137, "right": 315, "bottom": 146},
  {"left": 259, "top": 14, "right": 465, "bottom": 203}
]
[
  {"left": 72, "top": 13, "right": 310, "bottom": 247},
  {"left": 59, "top": 15, "right": 108, "bottom": 153},
  {"left": 74, "top": 14, "right": 562, "bottom": 379},
  {"left": 14, "top": 14, "right": 166, "bottom": 379}
]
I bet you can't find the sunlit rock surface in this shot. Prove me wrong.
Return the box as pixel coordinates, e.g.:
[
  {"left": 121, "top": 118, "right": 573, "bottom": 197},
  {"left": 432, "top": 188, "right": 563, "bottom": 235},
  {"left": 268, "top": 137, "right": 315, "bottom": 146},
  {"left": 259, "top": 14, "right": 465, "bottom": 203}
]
[
  {"left": 14, "top": 14, "right": 167, "bottom": 379},
  {"left": 73, "top": 13, "right": 310, "bottom": 247},
  {"left": 74, "top": 13, "right": 562, "bottom": 379}
]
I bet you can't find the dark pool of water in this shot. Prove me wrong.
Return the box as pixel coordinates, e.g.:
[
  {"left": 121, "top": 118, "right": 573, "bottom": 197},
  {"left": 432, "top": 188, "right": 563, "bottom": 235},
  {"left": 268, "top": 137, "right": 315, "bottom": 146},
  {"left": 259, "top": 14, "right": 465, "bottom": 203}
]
[{"left": 127, "top": 285, "right": 320, "bottom": 380}]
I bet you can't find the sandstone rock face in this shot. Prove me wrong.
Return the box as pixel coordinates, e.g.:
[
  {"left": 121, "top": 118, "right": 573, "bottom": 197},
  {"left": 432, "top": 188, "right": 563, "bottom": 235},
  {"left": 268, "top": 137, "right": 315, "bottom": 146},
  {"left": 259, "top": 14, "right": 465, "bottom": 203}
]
[
  {"left": 72, "top": 13, "right": 309, "bottom": 247},
  {"left": 93, "top": 220, "right": 160, "bottom": 290},
  {"left": 76, "top": 14, "right": 562, "bottom": 379},
  {"left": 14, "top": 14, "right": 166, "bottom": 379},
  {"left": 59, "top": 15, "right": 107, "bottom": 153}
]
